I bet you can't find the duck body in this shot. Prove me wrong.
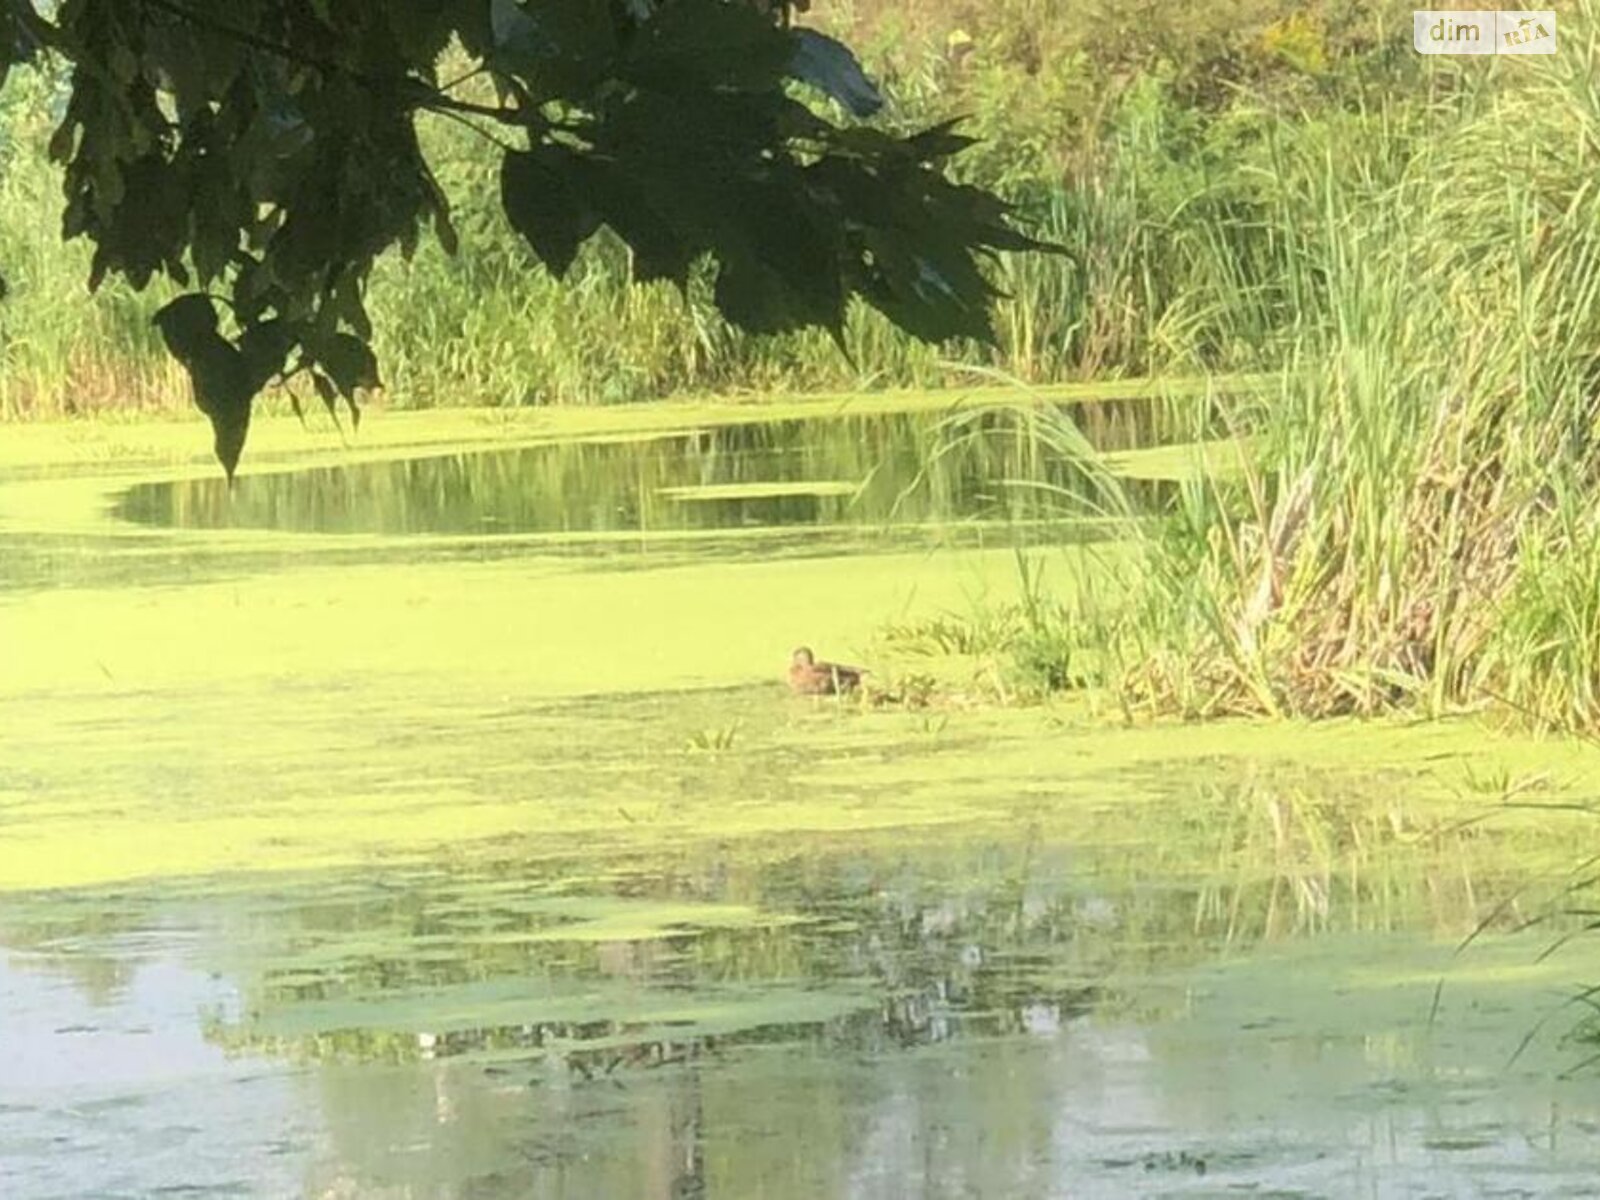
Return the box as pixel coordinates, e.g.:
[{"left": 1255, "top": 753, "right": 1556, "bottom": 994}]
[{"left": 788, "top": 646, "right": 865, "bottom": 695}]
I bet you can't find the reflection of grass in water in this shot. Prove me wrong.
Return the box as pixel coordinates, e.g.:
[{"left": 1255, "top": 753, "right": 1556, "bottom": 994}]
[
  {"left": 2, "top": 754, "right": 1576, "bottom": 1072},
  {"left": 0, "top": 375, "right": 1234, "bottom": 478},
  {"left": 1425, "top": 786, "right": 1600, "bottom": 1069},
  {"left": 1191, "top": 777, "right": 1413, "bottom": 943},
  {"left": 115, "top": 400, "right": 1179, "bottom": 538}
]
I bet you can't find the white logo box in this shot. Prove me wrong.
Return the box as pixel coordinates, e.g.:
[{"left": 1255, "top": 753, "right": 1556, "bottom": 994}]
[{"left": 1413, "top": 10, "right": 1556, "bottom": 55}]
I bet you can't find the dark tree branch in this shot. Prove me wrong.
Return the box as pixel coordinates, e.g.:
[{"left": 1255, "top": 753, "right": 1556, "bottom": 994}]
[
  {"left": 131, "top": 0, "right": 539, "bottom": 131},
  {"left": 430, "top": 103, "right": 521, "bottom": 154},
  {"left": 440, "top": 62, "right": 488, "bottom": 93},
  {"left": 10, "top": 0, "right": 55, "bottom": 53}
]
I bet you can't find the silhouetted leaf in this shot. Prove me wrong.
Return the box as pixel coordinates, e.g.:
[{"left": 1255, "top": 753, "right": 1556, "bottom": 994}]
[
  {"left": 433, "top": 206, "right": 460, "bottom": 256},
  {"left": 418, "top": 163, "right": 457, "bottom": 258},
  {"left": 312, "top": 370, "right": 338, "bottom": 414},
  {"left": 239, "top": 318, "right": 293, "bottom": 391},
  {"left": 788, "top": 30, "right": 881, "bottom": 117},
  {"left": 153, "top": 293, "right": 221, "bottom": 359},
  {"left": 203, "top": 385, "right": 252, "bottom": 480},
  {"left": 858, "top": 230, "right": 999, "bottom": 345},
  {"left": 570, "top": 157, "right": 696, "bottom": 288},
  {"left": 490, "top": 0, "right": 615, "bottom": 95},
  {"left": 46, "top": 116, "right": 75, "bottom": 164},
  {"left": 489, "top": 0, "right": 537, "bottom": 50},
  {"left": 0, "top": 7, "right": 15, "bottom": 95},
  {"left": 154, "top": 294, "right": 256, "bottom": 478},
  {"left": 316, "top": 332, "right": 381, "bottom": 398},
  {"left": 501, "top": 148, "right": 597, "bottom": 276},
  {"left": 906, "top": 117, "right": 978, "bottom": 161},
  {"left": 930, "top": 176, "right": 1065, "bottom": 254},
  {"left": 710, "top": 178, "right": 843, "bottom": 337},
  {"left": 624, "top": 0, "right": 788, "bottom": 93}
]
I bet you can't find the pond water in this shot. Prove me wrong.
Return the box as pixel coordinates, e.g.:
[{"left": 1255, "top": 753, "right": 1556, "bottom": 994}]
[
  {"left": 2, "top": 395, "right": 1598, "bottom": 1198},
  {"left": 114, "top": 402, "right": 1168, "bottom": 537}
]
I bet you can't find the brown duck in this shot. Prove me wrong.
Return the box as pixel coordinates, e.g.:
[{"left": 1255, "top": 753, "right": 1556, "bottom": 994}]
[{"left": 788, "top": 646, "right": 866, "bottom": 695}]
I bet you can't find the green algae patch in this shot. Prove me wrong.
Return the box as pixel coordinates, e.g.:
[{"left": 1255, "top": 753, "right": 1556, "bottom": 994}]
[
  {"left": 0, "top": 542, "right": 1064, "bottom": 698},
  {"left": 0, "top": 532, "right": 1072, "bottom": 891},
  {"left": 2, "top": 634, "right": 1595, "bottom": 896},
  {"left": 237, "top": 976, "right": 873, "bottom": 1043},
  {"left": 1102, "top": 436, "right": 1258, "bottom": 481},
  {"left": 0, "top": 520, "right": 1592, "bottom": 899},
  {"left": 515, "top": 897, "right": 807, "bottom": 943},
  {"left": 0, "top": 376, "right": 1593, "bottom": 902},
  {"left": 657, "top": 481, "right": 861, "bottom": 501}
]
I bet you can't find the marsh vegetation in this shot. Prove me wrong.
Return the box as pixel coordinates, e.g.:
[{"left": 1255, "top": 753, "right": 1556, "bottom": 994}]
[
  {"left": 7, "top": 2, "right": 1600, "bottom": 729},
  {"left": 5, "top": 2, "right": 1600, "bottom": 1196}
]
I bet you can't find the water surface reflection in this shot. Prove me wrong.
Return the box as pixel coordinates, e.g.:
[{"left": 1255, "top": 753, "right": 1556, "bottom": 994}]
[
  {"left": 117, "top": 407, "right": 1173, "bottom": 538},
  {"left": 3, "top": 821, "right": 1596, "bottom": 1198}
]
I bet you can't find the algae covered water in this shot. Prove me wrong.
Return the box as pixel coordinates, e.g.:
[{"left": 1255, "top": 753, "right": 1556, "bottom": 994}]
[{"left": 2, "top": 397, "right": 1598, "bottom": 1197}]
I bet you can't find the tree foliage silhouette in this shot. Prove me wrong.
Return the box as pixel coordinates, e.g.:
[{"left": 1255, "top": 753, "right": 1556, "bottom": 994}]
[{"left": 3, "top": 0, "right": 1049, "bottom": 475}]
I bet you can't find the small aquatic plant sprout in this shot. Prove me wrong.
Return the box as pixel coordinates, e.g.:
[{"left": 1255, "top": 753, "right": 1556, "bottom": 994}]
[
  {"left": 685, "top": 723, "right": 740, "bottom": 753},
  {"left": 788, "top": 646, "right": 866, "bottom": 695}
]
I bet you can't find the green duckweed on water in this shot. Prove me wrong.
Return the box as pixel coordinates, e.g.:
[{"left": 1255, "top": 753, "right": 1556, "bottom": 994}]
[{"left": 3, "top": 391, "right": 1600, "bottom": 1197}]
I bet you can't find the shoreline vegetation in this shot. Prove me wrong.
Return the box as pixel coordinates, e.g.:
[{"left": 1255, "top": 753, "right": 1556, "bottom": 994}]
[{"left": 5, "top": 1, "right": 1600, "bottom": 733}]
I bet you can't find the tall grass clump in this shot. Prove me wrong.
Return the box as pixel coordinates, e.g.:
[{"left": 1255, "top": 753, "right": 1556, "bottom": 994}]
[
  {"left": 1114, "top": 13, "right": 1600, "bottom": 731},
  {"left": 0, "top": 68, "right": 183, "bottom": 417}
]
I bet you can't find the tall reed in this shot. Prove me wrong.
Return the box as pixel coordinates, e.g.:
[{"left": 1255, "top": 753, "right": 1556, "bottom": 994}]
[{"left": 1106, "top": 16, "right": 1600, "bottom": 730}]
